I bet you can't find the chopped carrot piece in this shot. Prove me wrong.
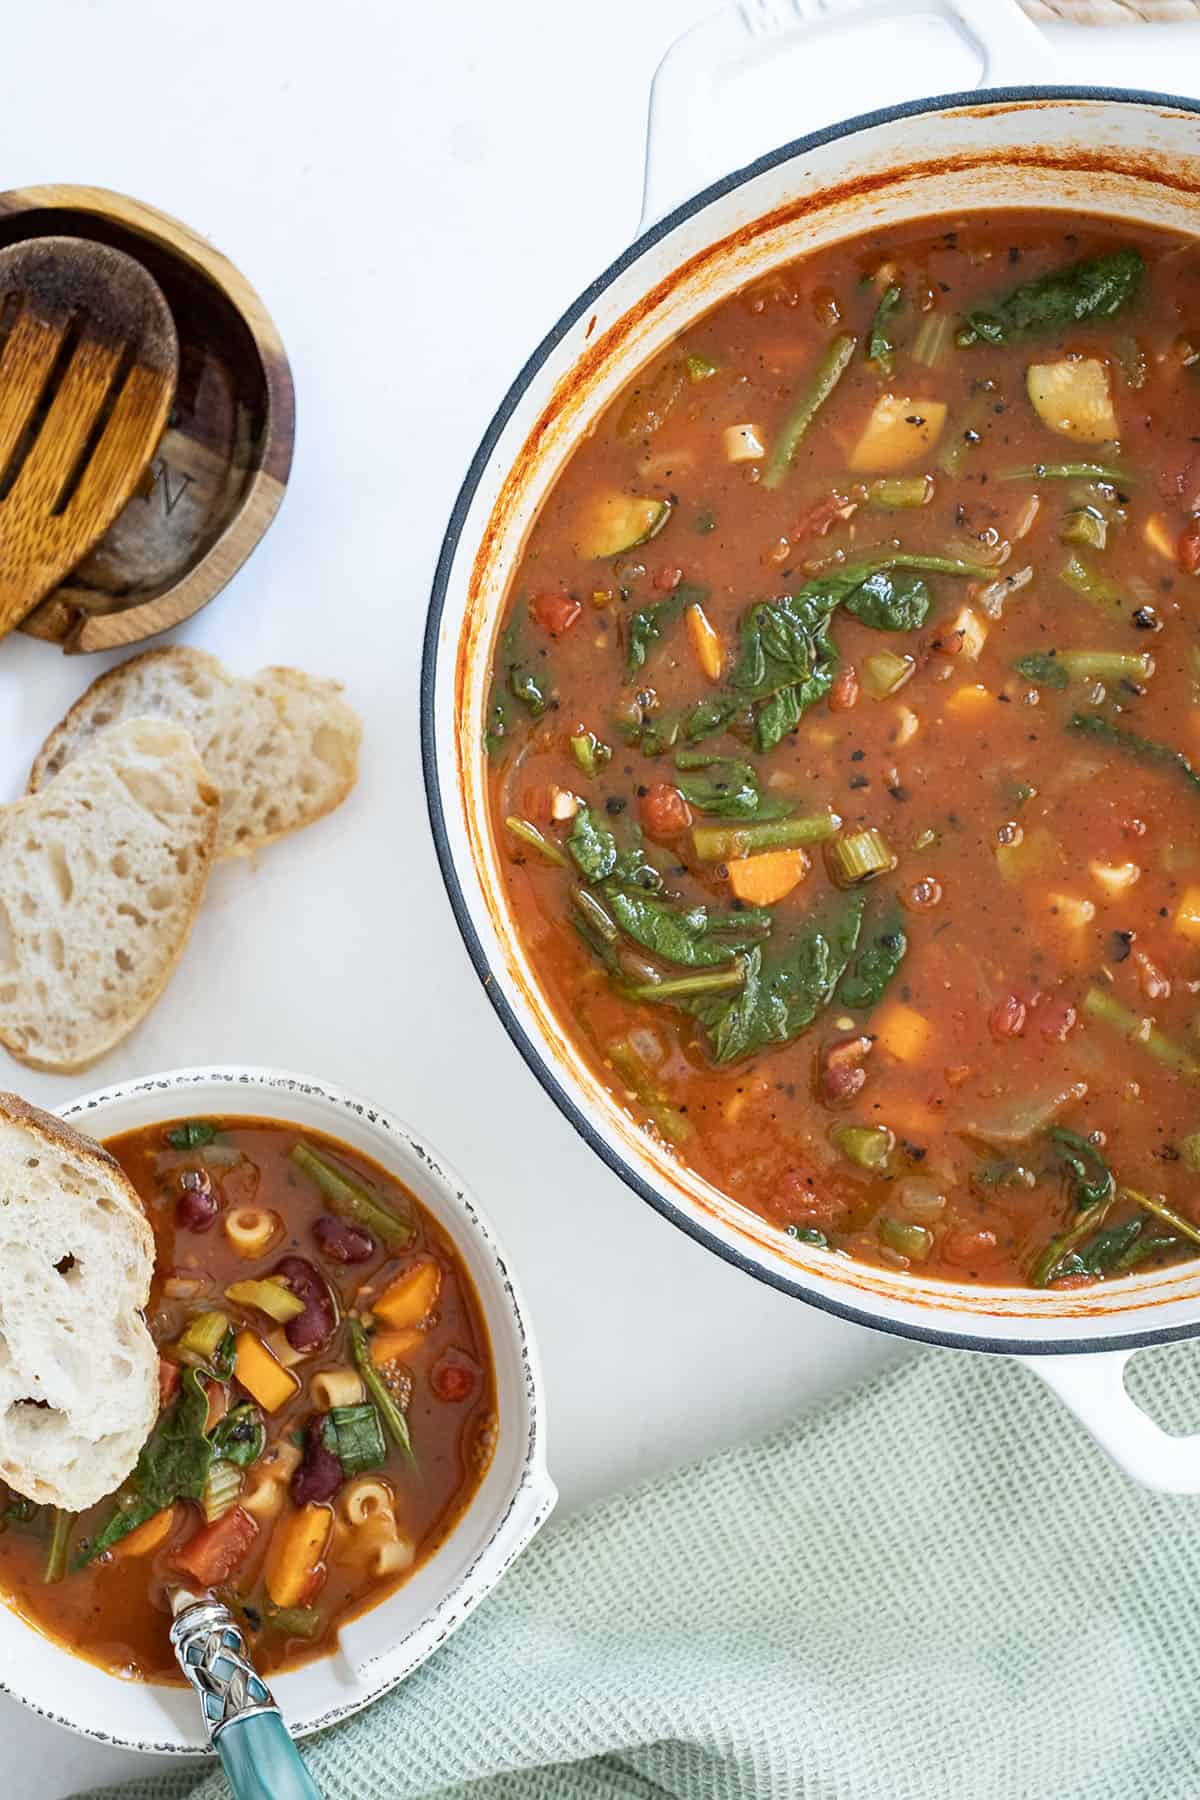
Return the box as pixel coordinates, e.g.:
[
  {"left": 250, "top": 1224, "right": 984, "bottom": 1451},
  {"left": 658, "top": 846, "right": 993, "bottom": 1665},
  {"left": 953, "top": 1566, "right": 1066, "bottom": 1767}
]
[
  {"left": 113, "top": 1505, "right": 178, "bottom": 1561},
  {"left": 944, "top": 682, "right": 993, "bottom": 716},
  {"left": 373, "top": 1258, "right": 442, "bottom": 1330},
  {"left": 234, "top": 1331, "right": 299, "bottom": 1413},
  {"left": 264, "top": 1503, "right": 333, "bottom": 1609},
  {"left": 686, "top": 601, "right": 723, "bottom": 682},
  {"left": 873, "top": 1002, "right": 931, "bottom": 1064},
  {"left": 370, "top": 1328, "right": 425, "bottom": 1366},
  {"left": 1174, "top": 886, "right": 1200, "bottom": 942},
  {"left": 727, "top": 848, "right": 808, "bottom": 906}
]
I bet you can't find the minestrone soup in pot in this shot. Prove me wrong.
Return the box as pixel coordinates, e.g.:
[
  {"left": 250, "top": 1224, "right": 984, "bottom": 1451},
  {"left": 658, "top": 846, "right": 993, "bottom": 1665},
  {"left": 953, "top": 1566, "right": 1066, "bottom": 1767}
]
[
  {"left": 0, "top": 1118, "right": 496, "bottom": 1679},
  {"left": 485, "top": 212, "right": 1200, "bottom": 1291}
]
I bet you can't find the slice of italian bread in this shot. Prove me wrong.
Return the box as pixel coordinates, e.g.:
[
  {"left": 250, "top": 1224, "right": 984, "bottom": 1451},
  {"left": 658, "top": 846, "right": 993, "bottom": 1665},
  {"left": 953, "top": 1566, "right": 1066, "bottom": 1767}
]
[
  {"left": 29, "top": 646, "right": 362, "bottom": 860},
  {"left": 0, "top": 717, "right": 219, "bottom": 1073},
  {"left": 0, "top": 1094, "right": 157, "bottom": 1511}
]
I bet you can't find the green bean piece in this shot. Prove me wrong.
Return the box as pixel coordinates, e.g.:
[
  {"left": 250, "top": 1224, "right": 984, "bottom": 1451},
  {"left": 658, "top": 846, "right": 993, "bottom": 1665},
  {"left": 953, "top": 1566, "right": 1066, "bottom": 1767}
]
[
  {"left": 290, "top": 1145, "right": 415, "bottom": 1250},
  {"left": 347, "top": 1318, "right": 416, "bottom": 1464},
  {"left": 622, "top": 966, "right": 746, "bottom": 1004},
  {"left": 831, "top": 1125, "right": 894, "bottom": 1171},
  {"left": 691, "top": 814, "right": 840, "bottom": 862},
  {"left": 608, "top": 1039, "right": 692, "bottom": 1145},
  {"left": 1121, "top": 1187, "right": 1200, "bottom": 1250},
  {"left": 268, "top": 1605, "right": 323, "bottom": 1639},
  {"left": 1000, "top": 461, "right": 1129, "bottom": 483},
  {"left": 878, "top": 1218, "right": 933, "bottom": 1261},
  {"left": 43, "top": 1509, "right": 72, "bottom": 1585},
  {"left": 1082, "top": 988, "right": 1200, "bottom": 1080},
  {"left": 866, "top": 477, "right": 932, "bottom": 510},
  {"left": 825, "top": 828, "right": 896, "bottom": 886},
  {"left": 763, "top": 334, "right": 857, "bottom": 488}
]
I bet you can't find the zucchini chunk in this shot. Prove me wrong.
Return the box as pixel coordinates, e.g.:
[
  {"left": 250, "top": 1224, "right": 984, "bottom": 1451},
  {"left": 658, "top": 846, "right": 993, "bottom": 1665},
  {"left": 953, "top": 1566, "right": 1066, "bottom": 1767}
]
[
  {"left": 577, "top": 493, "right": 672, "bottom": 559},
  {"left": 848, "top": 395, "right": 947, "bottom": 472},
  {"left": 1026, "top": 358, "right": 1117, "bottom": 443}
]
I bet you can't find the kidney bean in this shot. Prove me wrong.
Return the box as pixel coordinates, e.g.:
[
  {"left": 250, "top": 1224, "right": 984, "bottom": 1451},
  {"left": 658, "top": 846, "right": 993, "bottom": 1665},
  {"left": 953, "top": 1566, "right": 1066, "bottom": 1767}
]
[
  {"left": 291, "top": 1415, "right": 343, "bottom": 1505},
  {"left": 275, "top": 1255, "right": 337, "bottom": 1351},
  {"left": 312, "top": 1214, "right": 375, "bottom": 1265},
  {"left": 175, "top": 1167, "right": 218, "bottom": 1232}
]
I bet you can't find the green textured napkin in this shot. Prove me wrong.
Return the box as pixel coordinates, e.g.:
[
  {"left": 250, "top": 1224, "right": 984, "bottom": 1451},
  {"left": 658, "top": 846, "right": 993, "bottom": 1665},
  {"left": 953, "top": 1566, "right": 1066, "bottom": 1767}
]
[{"left": 84, "top": 1342, "right": 1200, "bottom": 1800}]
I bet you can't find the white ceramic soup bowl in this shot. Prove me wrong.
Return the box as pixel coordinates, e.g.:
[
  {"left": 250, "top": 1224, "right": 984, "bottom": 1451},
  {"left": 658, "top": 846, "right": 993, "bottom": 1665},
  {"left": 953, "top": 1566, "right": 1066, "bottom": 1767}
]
[
  {"left": 422, "top": 0, "right": 1200, "bottom": 1493},
  {"left": 0, "top": 1066, "right": 554, "bottom": 1753}
]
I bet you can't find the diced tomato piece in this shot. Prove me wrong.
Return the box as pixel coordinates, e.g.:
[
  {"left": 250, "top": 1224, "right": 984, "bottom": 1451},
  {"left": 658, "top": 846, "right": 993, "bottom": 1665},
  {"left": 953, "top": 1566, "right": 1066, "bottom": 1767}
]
[
  {"left": 432, "top": 1356, "right": 476, "bottom": 1403},
  {"left": 942, "top": 1228, "right": 1002, "bottom": 1268},
  {"left": 1179, "top": 516, "right": 1200, "bottom": 574},
  {"left": 639, "top": 783, "right": 692, "bottom": 839},
  {"left": 1048, "top": 1273, "right": 1096, "bottom": 1291},
  {"left": 988, "top": 995, "right": 1027, "bottom": 1041},
  {"left": 529, "top": 590, "right": 581, "bottom": 636},
  {"left": 653, "top": 564, "right": 683, "bottom": 592},
  {"left": 790, "top": 493, "right": 853, "bottom": 545},
  {"left": 157, "top": 1358, "right": 180, "bottom": 1411},
  {"left": 828, "top": 665, "right": 859, "bottom": 712},
  {"left": 777, "top": 1167, "right": 844, "bottom": 1228},
  {"left": 170, "top": 1506, "right": 258, "bottom": 1587}
]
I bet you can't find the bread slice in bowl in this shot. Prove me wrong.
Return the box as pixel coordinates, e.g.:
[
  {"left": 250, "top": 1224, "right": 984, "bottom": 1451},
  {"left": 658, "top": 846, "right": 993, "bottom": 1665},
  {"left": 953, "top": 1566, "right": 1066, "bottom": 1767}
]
[
  {"left": 0, "top": 716, "right": 219, "bottom": 1073},
  {"left": 29, "top": 646, "right": 362, "bottom": 860},
  {"left": 0, "top": 1095, "right": 156, "bottom": 1512}
]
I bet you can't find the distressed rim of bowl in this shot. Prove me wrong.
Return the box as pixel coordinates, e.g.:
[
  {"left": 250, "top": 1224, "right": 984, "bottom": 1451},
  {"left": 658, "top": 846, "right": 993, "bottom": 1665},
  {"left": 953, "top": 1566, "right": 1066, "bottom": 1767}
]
[
  {"left": 421, "top": 83, "right": 1200, "bottom": 1359},
  {"left": 0, "top": 1065, "right": 552, "bottom": 1754}
]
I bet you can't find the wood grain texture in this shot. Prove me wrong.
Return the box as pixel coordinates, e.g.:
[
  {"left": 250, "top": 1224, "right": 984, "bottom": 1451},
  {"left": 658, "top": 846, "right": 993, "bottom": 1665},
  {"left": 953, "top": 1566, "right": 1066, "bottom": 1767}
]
[
  {"left": 1020, "top": 0, "right": 1200, "bottom": 19},
  {"left": 0, "top": 237, "right": 176, "bottom": 643},
  {"left": 0, "top": 186, "right": 294, "bottom": 654}
]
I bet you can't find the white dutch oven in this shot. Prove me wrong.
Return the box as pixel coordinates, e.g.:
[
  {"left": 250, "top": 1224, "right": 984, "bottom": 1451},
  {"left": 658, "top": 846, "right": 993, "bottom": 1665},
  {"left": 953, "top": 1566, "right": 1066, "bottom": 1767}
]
[
  {"left": 423, "top": 0, "right": 1200, "bottom": 1493},
  {"left": 0, "top": 1068, "right": 553, "bottom": 1752}
]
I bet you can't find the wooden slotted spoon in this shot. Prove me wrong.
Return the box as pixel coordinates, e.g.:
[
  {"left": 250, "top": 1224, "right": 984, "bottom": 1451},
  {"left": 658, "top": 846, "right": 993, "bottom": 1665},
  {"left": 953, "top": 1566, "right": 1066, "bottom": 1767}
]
[{"left": 0, "top": 235, "right": 177, "bottom": 642}]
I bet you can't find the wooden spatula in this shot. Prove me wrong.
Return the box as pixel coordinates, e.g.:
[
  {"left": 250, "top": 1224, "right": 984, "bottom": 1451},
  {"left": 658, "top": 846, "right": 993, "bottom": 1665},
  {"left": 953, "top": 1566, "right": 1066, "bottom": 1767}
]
[{"left": 0, "top": 236, "right": 177, "bottom": 642}]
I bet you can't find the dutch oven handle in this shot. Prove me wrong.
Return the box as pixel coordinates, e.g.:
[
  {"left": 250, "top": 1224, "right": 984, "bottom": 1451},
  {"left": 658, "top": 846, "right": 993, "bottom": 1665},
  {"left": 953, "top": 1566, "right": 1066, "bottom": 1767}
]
[
  {"left": 1019, "top": 1352, "right": 1200, "bottom": 1493},
  {"left": 640, "top": 0, "right": 1060, "bottom": 231}
]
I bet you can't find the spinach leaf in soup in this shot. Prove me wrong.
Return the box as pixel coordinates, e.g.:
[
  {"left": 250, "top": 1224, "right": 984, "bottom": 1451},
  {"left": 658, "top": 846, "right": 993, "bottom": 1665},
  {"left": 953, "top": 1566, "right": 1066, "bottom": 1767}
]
[
  {"left": 956, "top": 248, "right": 1144, "bottom": 348},
  {"left": 626, "top": 583, "right": 707, "bottom": 674},
  {"left": 672, "top": 752, "right": 791, "bottom": 820},
  {"left": 836, "top": 909, "right": 908, "bottom": 1010},
  {"left": 486, "top": 611, "right": 549, "bottom": 753},
  {"left": 843, "top": 570, "right": 932, "bottom": 632},
  {"left": 686, "top": 892, "right": 867, "bottom": 1063},
  {"left": 567, "top": 806, "right": 619, "bottom": 882},
  {"left": 1046, "top": 1126, "right": 1115, "bottom": 1212},
  {"left": 605, "top": 889, "right": 768, "bottom": 969}
]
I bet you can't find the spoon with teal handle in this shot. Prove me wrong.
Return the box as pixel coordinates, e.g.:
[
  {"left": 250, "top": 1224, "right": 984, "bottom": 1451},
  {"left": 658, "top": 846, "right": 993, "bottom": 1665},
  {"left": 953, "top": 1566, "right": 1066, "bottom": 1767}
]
[{"left": 170, "top": 1588, "right": 323, "bottom": 1799}]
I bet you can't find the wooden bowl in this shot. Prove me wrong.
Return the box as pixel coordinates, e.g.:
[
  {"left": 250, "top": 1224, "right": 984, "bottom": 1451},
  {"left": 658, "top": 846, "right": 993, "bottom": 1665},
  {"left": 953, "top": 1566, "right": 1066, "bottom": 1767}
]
[{"left": 0, "top": 185, "right": 295, "bottom": 653}]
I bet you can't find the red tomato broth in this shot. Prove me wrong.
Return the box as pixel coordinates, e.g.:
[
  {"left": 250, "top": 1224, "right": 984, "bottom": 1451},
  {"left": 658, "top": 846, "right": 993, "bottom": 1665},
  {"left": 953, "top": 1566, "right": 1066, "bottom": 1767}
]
[
  {"left": 0, "top": 1119, "right": 496, "bottom": 1681},
  {"left": 485, "top": 211, "right": 1200, "bottom": 1290}
]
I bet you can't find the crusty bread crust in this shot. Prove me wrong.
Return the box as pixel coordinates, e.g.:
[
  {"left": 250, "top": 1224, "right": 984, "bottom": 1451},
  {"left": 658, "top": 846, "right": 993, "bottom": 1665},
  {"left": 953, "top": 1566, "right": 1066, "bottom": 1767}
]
[
  {"left": 0, "top": 1092, "right": 157, "bottom": 1510},
  {"left": 29, "top": 645, "right": 362, "bottom": 860}
]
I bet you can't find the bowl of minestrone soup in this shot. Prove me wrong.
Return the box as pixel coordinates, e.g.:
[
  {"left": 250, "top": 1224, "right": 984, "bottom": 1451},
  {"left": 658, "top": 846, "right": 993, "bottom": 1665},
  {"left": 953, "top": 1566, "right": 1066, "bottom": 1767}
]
[
  {"left": 425, "top": 72, "right": 1200, "bottom": 1490},
  {"left": 0, "top": 1068, "right": 553, "bottom": 1751}
]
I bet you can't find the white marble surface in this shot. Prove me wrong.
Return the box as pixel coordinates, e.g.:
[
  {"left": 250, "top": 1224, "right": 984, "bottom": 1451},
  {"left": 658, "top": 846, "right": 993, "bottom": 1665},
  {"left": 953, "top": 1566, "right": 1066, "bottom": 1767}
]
[{"left": 0, "top": 3, "right": 1198, "bottom": 1793}]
